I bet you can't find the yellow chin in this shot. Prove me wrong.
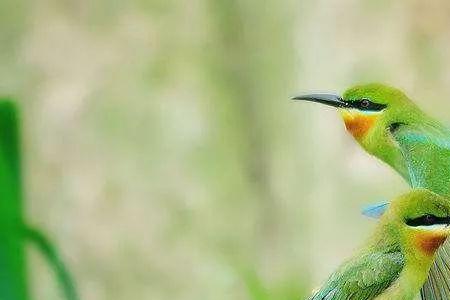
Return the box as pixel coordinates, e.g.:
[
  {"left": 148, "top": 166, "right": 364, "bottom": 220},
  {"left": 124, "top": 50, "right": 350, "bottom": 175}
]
[{"left": 339, "top": 110, "right": 379, "bottom": 140}]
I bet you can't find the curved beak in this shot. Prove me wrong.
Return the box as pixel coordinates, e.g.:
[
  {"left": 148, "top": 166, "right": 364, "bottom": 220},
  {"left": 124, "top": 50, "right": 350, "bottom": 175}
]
[{"left": 292, "top": 94, "right": 349, "bottom": 108}]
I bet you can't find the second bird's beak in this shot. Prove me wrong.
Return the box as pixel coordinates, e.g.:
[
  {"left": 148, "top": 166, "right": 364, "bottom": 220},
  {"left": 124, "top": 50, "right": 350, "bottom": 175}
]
[{"left": 292, "top": 94, "right": 349, "bottom": 108}]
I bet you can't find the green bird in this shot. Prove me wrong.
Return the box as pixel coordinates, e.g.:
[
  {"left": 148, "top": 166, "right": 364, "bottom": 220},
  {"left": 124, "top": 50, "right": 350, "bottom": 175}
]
[
  {"left": 293, "top": 83, "right": 450, "bottom": 299},
  {"left": 309, "top": 189, "right": 450, "bottom": 300}
]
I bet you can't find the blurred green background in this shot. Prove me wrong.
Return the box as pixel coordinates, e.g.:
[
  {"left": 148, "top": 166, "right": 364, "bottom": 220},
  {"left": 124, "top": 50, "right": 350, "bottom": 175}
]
[{"left": 2, "top": 0, "right": 450, "bottom": 299}]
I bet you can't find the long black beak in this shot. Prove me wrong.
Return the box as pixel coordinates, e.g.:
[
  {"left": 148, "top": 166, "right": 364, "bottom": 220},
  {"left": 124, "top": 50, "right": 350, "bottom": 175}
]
[{"left": 292, "top": 94, "right": 349, "bottom": 108}]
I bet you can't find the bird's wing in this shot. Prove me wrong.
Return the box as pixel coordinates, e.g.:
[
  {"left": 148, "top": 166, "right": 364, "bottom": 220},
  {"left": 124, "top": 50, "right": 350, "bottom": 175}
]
[
  {"left": 393, "top": 125, "right": 450, "bottom": 300},
  {"left": 392, "top": 124, "right": 450, "bottom": 195},
  {"left": 309, "top": 250, "right": 404, "bottom": 300}
]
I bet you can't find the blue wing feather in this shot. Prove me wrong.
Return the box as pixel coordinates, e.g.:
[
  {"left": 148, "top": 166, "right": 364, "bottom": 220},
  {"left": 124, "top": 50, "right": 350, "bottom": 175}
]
[{"left": 361, "top": 202, "right": 389, "bottom": 219}]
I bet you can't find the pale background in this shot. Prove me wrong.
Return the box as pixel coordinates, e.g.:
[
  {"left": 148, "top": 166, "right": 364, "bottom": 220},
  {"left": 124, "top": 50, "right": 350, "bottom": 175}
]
[{"left": 1, "top": 0, "right": 450, "bottom": 299}]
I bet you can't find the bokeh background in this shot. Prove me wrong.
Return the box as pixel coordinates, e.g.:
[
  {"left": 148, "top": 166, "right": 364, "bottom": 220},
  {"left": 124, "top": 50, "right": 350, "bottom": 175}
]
[{"left": 2, "top": 0, "right": 450, "bottom": 299}]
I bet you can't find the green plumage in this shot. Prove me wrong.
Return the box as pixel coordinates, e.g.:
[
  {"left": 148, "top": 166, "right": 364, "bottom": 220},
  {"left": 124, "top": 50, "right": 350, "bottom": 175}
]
[
  {"left": 394, "top": 123, "right": 450, "bottom": 194},
  {"left": 310, "top": 251, "right": 403, "bottom": 300}
]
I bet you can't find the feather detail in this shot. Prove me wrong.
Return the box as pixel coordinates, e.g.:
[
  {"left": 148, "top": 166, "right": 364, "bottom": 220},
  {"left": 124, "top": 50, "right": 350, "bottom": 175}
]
[{"left": 421, "top": 242, "right": 450, "bottom": 300}]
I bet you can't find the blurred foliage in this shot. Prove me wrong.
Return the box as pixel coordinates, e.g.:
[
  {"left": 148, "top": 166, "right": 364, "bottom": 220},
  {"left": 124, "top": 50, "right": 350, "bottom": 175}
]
[
  {"left": 0, "top": 101, "right": 28, "bottom": 300},
  {"left": 2, "top": 0, "right": 450, "bottom": 300},
  {"left": 0, "top": 100, "right": 78, "bottom": 300}
]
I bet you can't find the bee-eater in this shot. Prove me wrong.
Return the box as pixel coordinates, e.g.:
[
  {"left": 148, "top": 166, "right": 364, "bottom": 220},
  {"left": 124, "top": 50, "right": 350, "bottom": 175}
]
[
  {"left": 293, "top": 83, "right": 450, "bottom": 299},
  {"left": 309, "top": 189, "right": 450, "bottom": 300}
]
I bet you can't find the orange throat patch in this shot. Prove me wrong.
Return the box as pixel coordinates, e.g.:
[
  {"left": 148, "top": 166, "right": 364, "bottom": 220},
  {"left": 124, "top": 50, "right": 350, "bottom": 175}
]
[
  {"left": 342, "top": 113, "right": 377, "bottom": 139},
  {"left": 415, "top": 232, "right": 447, "bottom": 256}
]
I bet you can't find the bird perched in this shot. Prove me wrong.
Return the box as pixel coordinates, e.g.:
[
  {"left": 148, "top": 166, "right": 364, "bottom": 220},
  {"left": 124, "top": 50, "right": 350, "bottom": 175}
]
[
  {"left": 293, "top": 83, "right": 450, "bottom": 299},
  {"left": 309, "top": 189, "right": 450, "bottom": 300}
]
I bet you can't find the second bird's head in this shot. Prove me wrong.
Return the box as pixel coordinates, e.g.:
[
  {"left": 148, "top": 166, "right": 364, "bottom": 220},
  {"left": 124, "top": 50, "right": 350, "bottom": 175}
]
[
  {"left": 384, "top": 189, "right": 450, "bottom": 258},
  {"left": 293, "top": 83, "right": 423, "bottom": 175}
]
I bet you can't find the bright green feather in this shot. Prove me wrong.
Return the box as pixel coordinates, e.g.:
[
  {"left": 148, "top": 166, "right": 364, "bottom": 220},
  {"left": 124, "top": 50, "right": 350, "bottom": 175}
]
[
  {"left": 394, "top": 123, "right": 450, "bottom": 195},
  {"left": 310, "top": 251, "right": 403, "bottom": 300}
]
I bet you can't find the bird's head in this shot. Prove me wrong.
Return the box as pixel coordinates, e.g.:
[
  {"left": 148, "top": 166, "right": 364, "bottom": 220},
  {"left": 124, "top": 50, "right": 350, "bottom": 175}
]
[
  {"left": 384, "top": 189, "right": 450, "bottom": 257},
  {"left": 293, "top": 83, "right": 422, "bottom": 177}
]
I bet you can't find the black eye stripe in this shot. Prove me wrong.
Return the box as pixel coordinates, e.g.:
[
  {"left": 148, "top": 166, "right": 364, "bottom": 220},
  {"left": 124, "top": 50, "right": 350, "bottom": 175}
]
[
  {"left": 348, "top": 99, "right": 387, "bottom": 111},
  {"left": 405, "top": 214, "right": 450, "bottom": 227}
]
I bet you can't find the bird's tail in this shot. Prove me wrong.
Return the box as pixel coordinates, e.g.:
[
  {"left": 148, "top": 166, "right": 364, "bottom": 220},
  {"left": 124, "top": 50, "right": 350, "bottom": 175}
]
[{"left": 421, "top": 240, "right": 450, "bottom": 300}]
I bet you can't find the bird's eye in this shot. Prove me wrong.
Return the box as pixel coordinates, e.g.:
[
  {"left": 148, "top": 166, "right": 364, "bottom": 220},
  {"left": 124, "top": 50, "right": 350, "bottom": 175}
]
[
  {"left": 423, "top": 214, "right": 436, "bottom": 225},
  {"left": 350, "top": 98, "right": 387, "bottom": 111},
  {"left": 360, "top": 99, "right": 370, "bottom": 108}
]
